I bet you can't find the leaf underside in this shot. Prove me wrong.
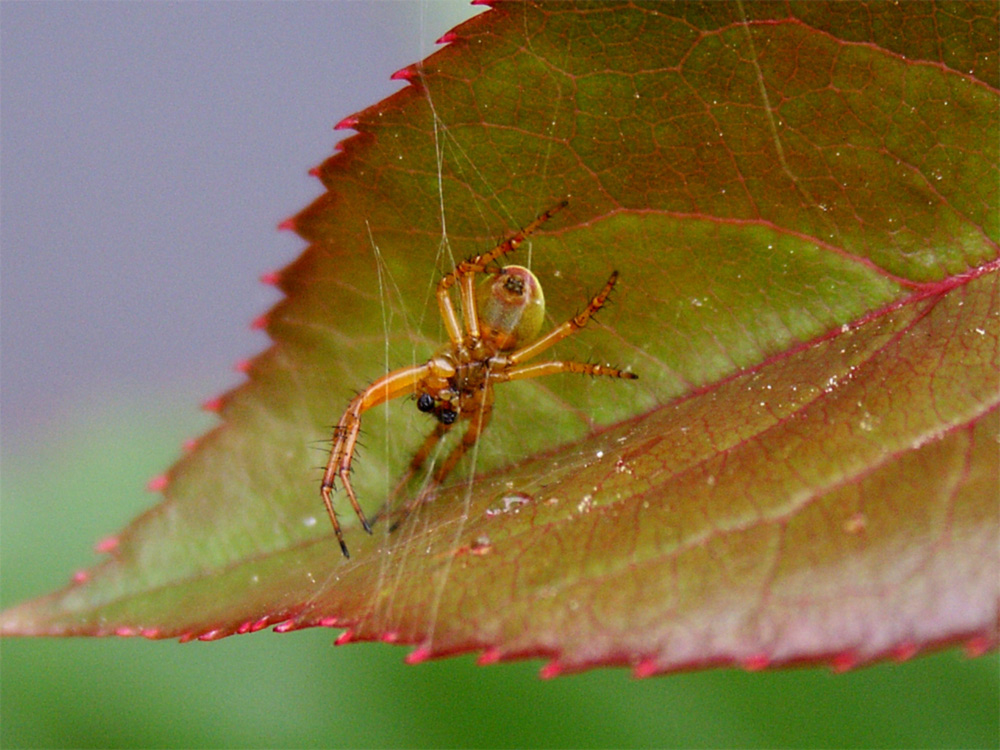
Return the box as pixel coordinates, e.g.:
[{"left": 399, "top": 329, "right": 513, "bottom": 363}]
[{"left": 3, "top": 1, "right": 997, "bottom": 676}]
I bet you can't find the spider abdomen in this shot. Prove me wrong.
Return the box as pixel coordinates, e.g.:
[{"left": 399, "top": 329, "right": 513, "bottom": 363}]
[{"left": 475, "top": 265, "right": 545, "bottom": 351}]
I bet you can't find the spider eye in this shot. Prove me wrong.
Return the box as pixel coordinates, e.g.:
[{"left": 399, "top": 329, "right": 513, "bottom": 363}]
[
  {"left": 438, "top": 408, "right": 458, "bottom": 425},
  {"left": 502, "top": 275, "right": 525, "bottom": 296},
  {"left": 476, "top": 265, "right": 545, "bottom": 351},
  {"left": 416, "top": 394, "right": 435, "bottom": 412}
]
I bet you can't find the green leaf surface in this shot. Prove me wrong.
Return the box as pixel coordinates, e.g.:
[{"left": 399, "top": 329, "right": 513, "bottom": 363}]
[{"left": 3, "top": 1, "right": 997, "bottom": 675}]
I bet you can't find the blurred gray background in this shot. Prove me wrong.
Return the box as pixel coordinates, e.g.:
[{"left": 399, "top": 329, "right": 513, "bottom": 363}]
[{"left": 2, "top": 1, "right": 481, "bottom": 443}]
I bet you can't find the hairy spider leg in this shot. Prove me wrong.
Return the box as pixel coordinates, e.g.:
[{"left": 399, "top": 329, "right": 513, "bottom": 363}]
[
  {"left": 490, "top": 270, "right": 638, "bottom": 380},
  {"left": 437, "top": 200, "right": 568, "bottom": 345},
  {"left": 506, "top": 270, "right": 624, "bottom": 366},
  {"left": 321, "top": 363, "right": 432, "bottom": 557},
  {"left": 496, "top": 360, "right": 637, "bottom": 382}
]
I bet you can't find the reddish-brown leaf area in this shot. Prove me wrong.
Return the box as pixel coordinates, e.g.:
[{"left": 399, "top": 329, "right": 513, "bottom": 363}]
[{"left": 3, "top": 1, "right": 997, "bottom": 675}]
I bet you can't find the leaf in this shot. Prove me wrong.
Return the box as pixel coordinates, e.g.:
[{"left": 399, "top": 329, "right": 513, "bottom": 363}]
[{"left": 3, "top": 1, "right": 997, "bottom": 675}]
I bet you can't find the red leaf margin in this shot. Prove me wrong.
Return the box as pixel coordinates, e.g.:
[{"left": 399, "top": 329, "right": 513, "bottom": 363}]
[{"left": 1, "top": 1, "right": 997, "bottom": 678}]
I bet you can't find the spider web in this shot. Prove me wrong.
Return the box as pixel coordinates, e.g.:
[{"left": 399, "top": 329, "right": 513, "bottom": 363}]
[
  {"left": 358, "top": 2, "right": 574, "bottom": 650},
  {"left": 298, "top": 2, "right": 618, "bottom": 651}
]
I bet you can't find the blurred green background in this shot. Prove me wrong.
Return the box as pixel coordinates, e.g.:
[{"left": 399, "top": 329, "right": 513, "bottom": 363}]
[
  {"left": 2, "top": 392, "right": 997, "bottom": 747},
  {"left": 2, "top": 2, "right": 997, "bottom": 747}
]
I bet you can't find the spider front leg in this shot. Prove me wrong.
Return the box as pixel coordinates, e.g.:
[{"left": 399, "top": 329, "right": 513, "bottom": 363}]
[
  {"left": 497, "top": 359, "right": 638, "bottom": 383},
  {"left": 507, "top": 270, "right": 623, "bottom": 366},
  {"left": 321, "top": 363, "right": 438, "bottom": 557},
  {"left": 489, "top": 270, "right": 639, "bottom": 383}
]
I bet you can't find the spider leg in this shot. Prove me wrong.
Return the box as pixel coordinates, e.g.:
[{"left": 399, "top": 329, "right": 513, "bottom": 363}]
[
  {"left": 436, "top": 280, "right": 464, "bottom": 348},
  {"left": 371, "top": 419, "right": 455, "bottom": 525},
  {"left": 495, "top": 360, "right": 638, "bottom": 383},
  {"left": 390, "top": 401, "right": 494, "bottom": 532},
  {"left": 437, "top": 200, "right": 568, "bottom": 344},
  {"left": 506, "top": 270, "right": 621, "bottom": 366},
  {"left": 433, "top": 403, "right": 494, "bottom": 488},
  {"left": 459, "top": 269, "right": 482, "bottom": 342},
  {"left": 321, "top": 363, "right": 432, "bottom": 557}
]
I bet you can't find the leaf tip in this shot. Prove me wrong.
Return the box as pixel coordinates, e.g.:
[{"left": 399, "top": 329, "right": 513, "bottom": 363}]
[
  {"left": 250, "top": 617, "right": 271, "bottom": 633},
  {"left": 71, "top": 568, "right": 91, "bottom": 584},
  {"left": 334, "top": 629, "right": 354, "bottom": 646},
  {"left": 741, "top": 653, "right": 771, "bottom": 671},
  {"left": 333, "top": 115, "right": 359, "bottom": 131},
  {"left": 145, "top": 473, "right": 169, "bottom": 492},
  {"left": 200, "top": 396, "right": 223, "bottom": 414},
  {"left": 94, "top": 534, "right": 120, "bottom": 554},
  {"left": 250, "top": 314, "right": 269, "bottom": 331},
  {"left": 259, "top": 270, "right": 281, "bottom": 286},
  {"left": 631, "top": 658, "right": 659, "bottom": 679},
  {"left": 234, "top": 359, "right": 252, "bottom": 375},
  {"left": 405, "top": 645, "right": 433, "bottom": 664},
  {"left": 277, "top": 217, "right": 295, "bottom": 232},
  {"left": 436, "top": 31, "right": 458, "bottom": 45},
  {"left": 538, "top": 660, "right": 564, "bottom": 679},
  {"left": 964, "top": 634, "right": 995, "bottom": 658},
  {"left": 892, "top": 641, "right": 918, "bottom": 662},
  {"left": 197, "top": 628, "right": 227, "bottom": 641},
  {"left": 830, "top": 650, "right": 859, "bottom": 673},
  {"left": 477, "top": 647, "right": 502, "bottom": 666},
  {"left": 389, "top": 66, "right": 416, "bottom": 82}
]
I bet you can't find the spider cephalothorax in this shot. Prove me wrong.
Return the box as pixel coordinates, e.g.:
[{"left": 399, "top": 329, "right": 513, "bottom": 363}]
[{"left": 321, "top": 201, "right": 637, "bottom": 557}]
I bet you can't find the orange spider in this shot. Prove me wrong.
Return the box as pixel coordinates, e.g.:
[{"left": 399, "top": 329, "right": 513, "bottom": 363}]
[{"left": 321, "top": 200, "right": 638, "bottom": 557}]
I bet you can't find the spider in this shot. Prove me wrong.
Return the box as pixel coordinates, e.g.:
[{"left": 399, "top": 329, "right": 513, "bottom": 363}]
[{"left": 321, "top": 200, "right": 638, "bottom": 557}]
